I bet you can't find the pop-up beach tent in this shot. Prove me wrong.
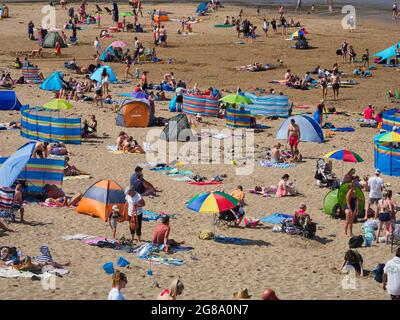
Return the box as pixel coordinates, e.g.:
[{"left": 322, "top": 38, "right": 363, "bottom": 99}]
[
  {"left": 116, "top": 99, "right": 155, "bottom": 127},
  {"left": 196, "top": 2, "right": 208, "bottom": 13},
  {"left": 373, "top": 42, "right": 400, "bottom": 63},
  {"left": 0, "top": 142, "right": 64, "bottom": 192},
  {"left": 43, "top": 31, "right": 67, "bottom": 48},
  {"left": 160, "top": 114, "right": 194, "bottom": 142},
  {"left": 90, "top": 66, "right": 117, "bottom": 83},
  {"left": 76, "top": 179, "right": 127, "bottom": 222},
  {"left": 276, "top": 115, "right": 324, "bottom": 143},
  {"left": 0, "top": 91, "right": 22, "bottom": 111},
  {"left": 153, "top": 10, "right": 169, "bottom": 22},
  {"left": 40, "top": 71, "right": 64, "bottom": 91}
]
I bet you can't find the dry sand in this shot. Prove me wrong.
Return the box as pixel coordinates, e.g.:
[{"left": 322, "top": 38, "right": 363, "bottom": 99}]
[{"left": 0, "top": 2, "right": 399, "bottom": 300}]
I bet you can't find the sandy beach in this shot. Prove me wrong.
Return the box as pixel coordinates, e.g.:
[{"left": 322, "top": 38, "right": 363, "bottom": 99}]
[{"left": 0, "top": 1, "right": 399, "bottom": 300}]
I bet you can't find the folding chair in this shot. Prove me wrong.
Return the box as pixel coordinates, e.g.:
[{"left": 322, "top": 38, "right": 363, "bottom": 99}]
[{"left": 0, "top": 188, "right": 17, "bottom": 224}]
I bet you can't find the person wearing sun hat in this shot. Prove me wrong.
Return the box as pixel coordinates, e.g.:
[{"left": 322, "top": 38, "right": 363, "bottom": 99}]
[
  {"left": 108, "top": 205, "right": 121, "bottom": 239},
  {"left": 233, "top": 288, "right": 252, "bottom": 300}
]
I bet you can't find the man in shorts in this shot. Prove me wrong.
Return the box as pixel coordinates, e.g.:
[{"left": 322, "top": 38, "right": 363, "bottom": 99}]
[
  {"left": 364, "top": 169, "right": 384, "bottom": 220},
  {"left": 287, "top": 119, "right": 300, "bottom": 157},
  {"left": 383, "top": 248, "right": 400, "bottom": 300}
]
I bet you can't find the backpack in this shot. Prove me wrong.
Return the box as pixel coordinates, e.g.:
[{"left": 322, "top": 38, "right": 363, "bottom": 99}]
[
  {"left": 303, "top": 222, "right": 317, "bottom": 239},
  {"left": 372, "top": 263, "right": 385, "bottom": 283},
  {"left": 348, "top": 235, "right": 364, "bottom": 248}
]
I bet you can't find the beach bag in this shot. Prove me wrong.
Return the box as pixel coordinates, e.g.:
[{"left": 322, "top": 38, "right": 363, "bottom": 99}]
[
  {"left": 336, "top": 49, "right": 342, "bottom": 56},
  {"left": 348, "top": 235, "right": 364, "bottom": 248},
  {"left": 198, "top": 230, "right": 214, "bottom": 240},
  {"left": 372, "top": 264, "right": 385, "bottom": 283},
  {"left": 304, "top": 222, "right": 316, "bottom": 239},
  {"left": 129, "top": 211, "right": 139, "bottom": 231}
]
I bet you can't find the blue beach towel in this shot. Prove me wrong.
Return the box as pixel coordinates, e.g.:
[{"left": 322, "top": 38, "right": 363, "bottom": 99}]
[
  {"left": 213, "top": 236, "right": 252, "bottom": 245},
  {"left": 330, "top": 127, "right": 355, "bottom": 132},
  {"left": 259, "top": 161, "right": 296, "bottom": 168},
  {"left": 150, "top": 166, "right": 174, "bottom": 171},
  {"left": 260, "top": 213, "right": 293, "bottom": 224},
  {"left": 142, "top": 210, "right": 161, "bottom": 221}
]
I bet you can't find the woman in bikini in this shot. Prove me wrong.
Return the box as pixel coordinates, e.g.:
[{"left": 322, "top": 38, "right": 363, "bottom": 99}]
[
  {"left": 319, "top": 75, "right": 328, "bottom": 100},
  {"left": 331, "top": 71, "right": 340, "bottom": 101},
  {"left": 376, "top": 191, "right": 394, "bottom": 244},
  {"left": 344, "top": 180, "right": 358, "bottom": 237}
]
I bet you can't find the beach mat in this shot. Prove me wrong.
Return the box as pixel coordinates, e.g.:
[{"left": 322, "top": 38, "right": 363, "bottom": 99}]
[
  {"left": 214, "top": 24, "right": 234, "bottom": 28},
  {"left": 187, "top": 181, "right": 223, "bottom": 186},
  {"left": 330, "top": 127, "right": 355, "bottom": 132},
  {"left": 260, "top": 213, "right": 293, "bottom": 224},
  {"left": 63, "top": 175, "right": 91, "bottom": 181},
  {"left": 214, "top": 235, "right": 252, "bottom": 245},
  {"left": 259, "top": 161, "right": 296, "bottom": 168},
  {"left": 173, "top": 176, "right": 192, "bottom": 182}
]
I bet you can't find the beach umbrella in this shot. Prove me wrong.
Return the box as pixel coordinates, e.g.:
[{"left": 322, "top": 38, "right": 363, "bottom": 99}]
[
  {"left": 323, "top": 149, "right": 363, "bottom": 178},
  {"left": 219, "top": 94, "right": 252, "bottom": 105},
  {"left": 119, "top": 11, "right": 133, "bottom": 17},
  {"left": 374, "top": 131, "right": 400, "bottom": 143},
  {"left": 187, "top": 191, "right": 239, "bottom": 213},
  {"left": 110, "top": 41, "right": 128, "bottom": 48},
  {"left": 43, "top": 99, "right": 73, "bottom": 111},
  {"left": 323, "top": 149, "right": 363, "bottom": 163}
]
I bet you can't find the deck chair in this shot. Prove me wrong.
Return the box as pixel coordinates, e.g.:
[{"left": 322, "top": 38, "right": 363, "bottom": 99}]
[
  {"left": 96, "top": 4, "right": 103, "bottom": 13},
  {"left": 104, "top": 6, "right": 112, "bottom": 15},
  {"left": 214, "top": 206, "right": 242, "bottom": 229},
  {"left": 0, "top": 187, "right": 17, "bottom": 224}
]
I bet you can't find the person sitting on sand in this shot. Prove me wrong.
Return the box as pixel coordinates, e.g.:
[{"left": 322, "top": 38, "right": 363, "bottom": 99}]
[
  {"left": 342, "top": 168, "right": 356, "bottom": 184},
  {"left": 341, "top": 249, "right": 364, "bottom": 276},
  {"left": 152, "top": 215, "right": 184, "bottom": 252},
  {"left": 224, "top": 16, "right": 230, "bottom": 25},
  {"left": 88, "top": 115, "right": 97, "bottom": 134},
  {"left": 122, "top": 137, "right": 145, "bottom": 154},
  {"left": 33, "top": 245, "right": 70, "bottom": 268},
  {"left": 64, "top": 156, "right": 89, "bottom": 176},
  {"left": 116, "top": 131, "right": 129, "bottom": 150},
  {"left": 47, "top": 142, "right": 68, "bottom": 156},
  {"left": 230, "top": 185, "right": 245, "bottom": 207},
  {"left": 32, "top": 142, "right": 49, "bottom": 159},
  {"left": 135, "top": 173, "right": 158, "bottom": 197},
  {"left": 292, "top": 203, "right": 313, "bottom": 229},
  {"left": 271, "top": 143, "right": 283, "bottom": 163},
  {"left": 276, "top": 174, "right": 297, "bottom": 197},
  {"left": 157, "top": 279, "right": 184, "bottom": 300}
]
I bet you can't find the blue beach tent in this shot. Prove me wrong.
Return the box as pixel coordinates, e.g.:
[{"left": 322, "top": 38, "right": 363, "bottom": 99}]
[
  {"left": 90, "top": 66, "right": 117, "bottom": 83},
  {"left": 196, "top": 2, "right": 208, "bottom": 13},
  {"left": 40, "top": 71, "right": 64, "bottom": 91},
  {"left": 276, "top": 115, "right": 325, "bottom": 143},
  {"left": 0, "top": 142, "right": 35, "bottom": 188},
  {"left": 0, "top": 91, "right": 22, "bottom": 111},
  {"left": 372, "top": 42, "right": 400, "bottom": 63}
]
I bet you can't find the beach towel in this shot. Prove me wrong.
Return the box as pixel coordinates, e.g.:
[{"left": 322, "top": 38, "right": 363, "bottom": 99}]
[
  {"left": 62, "top": 234, "right": 97, "bottom": 241},
  {"left": 259, "top": 161, "right": 296, "bottom": 168},
  {"left": 140, "top": 256, "right": 185, "bottom": 266},
  {"left": 0, "top": 124, "right": 18, "bottom": 131},
  {"left": 150, "top": 166, "right": 174, "bottom": 171},
  {"left": 213, "top": 235, "right": 252, "bottom": 245},
  {"left": 142, "top": 210, "right": 161, "bottom": 221},
  {"left": 260, "top": 213, "right": 293, "bottom": 224},
  {"left": 63, "top": 175, "right": 91, "bottom": 181},
  {"left": 214, "top": 24, "right": 234, "bottom": 28},
  {"left": 330, "top": 127, "right": 355, "bottom": 132},
  {"left": 83, "top": 237, "right": 107, "bottom": 245},
  {"left": 158, "top": 244, "right": 193, "bottom": 252},
  {"left": 173, "top": 176, "right": 192, "bottom": 182},
  {"left": 187, "top": 181, "right": 223, "bottom": 186},
  {"left": 163, "top": 170, "right": 193, "bottom": 176}
]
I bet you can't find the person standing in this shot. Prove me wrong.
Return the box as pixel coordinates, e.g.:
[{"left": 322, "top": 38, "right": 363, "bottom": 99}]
[
  {"left": 319, "top": 75, "right": 328, "bottom": 100},
  {"left": 349, "top": 45, "right": 356, "bottom": 65},
  {"left": 271, "top": 18, "right": 277, "bottom": 33},
  {"left": 125, "top": 186, "right": 145, "bottom": 243},
  {"left": 393, "top": 1, "right": 398, "bottom": 20},
  {"left": 375, "top": 191, "right": 393, "bottom": 244},
  {"left": 262, "top": 18, "right": 269, "bottom": 38},
  {"left": 295, "top": 0, "right": 302, "bottom": 13},
  {"left": 94, "top": 37, "right": 101, "bottom": 55},
  {"left": 287, "top": 119, "right": 300, "bottom": 157},
  {"left": 60, "top": 0, "right": 67, "bottom": 10},
  {"left": 140, "top": 70, "right": 148, "bottom": 91},
  {"left": 108, "top": 271, "right": 127, "bottom": 300},
  {"left": 383, "top": 248, "right": 400, "bottom": 300},
  {"left": 14, "top": 184, "right": 25, "bottom": 222},
  {"left": 362, "top": 49, "right": 370, "bottom": 69},
  {"left": 344, "top": 181, "right": 358, "bottom": 237},
  {"left": 331, "top": 70, "right": 340, "bottom": 101},
  {"left": 108, "top": 205, "right": 121, "bottom": 239},
  {"left": 364, "top": 169, "right": 384, "bottom": 220},
  {"left": 341, "top": 40, "right": 348, "bottom": 63},
  {"left": 28, "top": 21, "right": 35, "bottom": 40}
]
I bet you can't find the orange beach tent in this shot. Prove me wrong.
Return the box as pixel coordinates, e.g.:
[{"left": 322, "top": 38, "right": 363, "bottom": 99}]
[
  {"left": 153, "top": 10, "right": 169, "bottom": 22},
  {"left": 76, "top": 179, "right": 128, "bottom": 222}
]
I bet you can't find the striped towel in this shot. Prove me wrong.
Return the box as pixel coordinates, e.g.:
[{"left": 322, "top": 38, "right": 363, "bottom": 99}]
[{"left": 259, "top": 161, "right": 296, "bottom": 168}]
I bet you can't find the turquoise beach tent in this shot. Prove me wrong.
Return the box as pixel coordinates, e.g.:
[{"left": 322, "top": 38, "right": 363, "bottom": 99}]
[
  {"left": 40, "top": 71, "right": 64, "bottom": 91},
  {"left": 372, "top": 42, "right": 400, "bottom": 62},
  {"left": 196, "top": 2, "right": 208, "bottom": 13},
  {"left": 100, "top": 45, "right": 116, "bottom": 62},
  {"left": 90, "top": 66, "right": 117, "bottom": 83},
  {"left": 0, "top": 91, "right": 22, "bottom": 111},
  {"left": 276, "top": 115, "right": 324, "bottom": 143},
  {"left": 0, "top": 142, "right": 35, "bottom": 188}
]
